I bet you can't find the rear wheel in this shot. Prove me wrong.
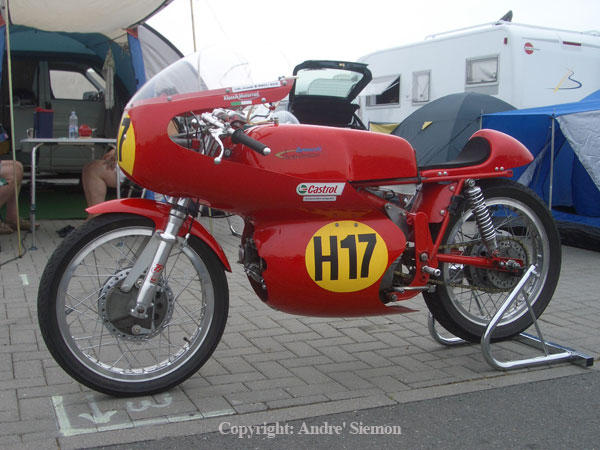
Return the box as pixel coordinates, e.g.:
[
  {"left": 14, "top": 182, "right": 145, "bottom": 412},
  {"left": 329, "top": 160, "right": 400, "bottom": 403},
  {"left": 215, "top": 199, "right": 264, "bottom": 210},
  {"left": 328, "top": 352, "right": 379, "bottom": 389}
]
[
  {"left": 38, "top": 213, "right": 229, "bottom": 396},
  {"left": 423, "top": 179, "right": 561, "bottom": 342}
]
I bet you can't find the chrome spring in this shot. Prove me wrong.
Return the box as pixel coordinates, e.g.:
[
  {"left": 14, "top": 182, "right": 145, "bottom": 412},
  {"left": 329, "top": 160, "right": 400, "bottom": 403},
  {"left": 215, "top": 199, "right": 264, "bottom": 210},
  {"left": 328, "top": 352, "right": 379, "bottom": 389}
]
[{"left": 464, "top": 180, "right": 498, "bottom": 253}]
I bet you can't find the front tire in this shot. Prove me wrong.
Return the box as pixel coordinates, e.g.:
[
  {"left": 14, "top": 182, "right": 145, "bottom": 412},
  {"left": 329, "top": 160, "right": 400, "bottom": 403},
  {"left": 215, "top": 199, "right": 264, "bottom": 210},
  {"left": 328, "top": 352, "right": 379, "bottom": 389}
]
[
  {"left": 38, "top": 213, "right": 229, "bottom": 396},
  {"left": 423, "top": 179, "right": 561, "bottom": 342}
]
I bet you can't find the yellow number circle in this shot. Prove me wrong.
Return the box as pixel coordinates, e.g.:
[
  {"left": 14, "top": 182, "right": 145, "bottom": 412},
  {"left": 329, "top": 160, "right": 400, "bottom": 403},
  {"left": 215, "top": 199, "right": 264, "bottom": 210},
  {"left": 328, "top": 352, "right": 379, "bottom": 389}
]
[
  {"left": 117, "top": 113, "right": 136, "bottom": 176},
  {"left": 305, "top": 221, "right": 388, "bottom": 293}
]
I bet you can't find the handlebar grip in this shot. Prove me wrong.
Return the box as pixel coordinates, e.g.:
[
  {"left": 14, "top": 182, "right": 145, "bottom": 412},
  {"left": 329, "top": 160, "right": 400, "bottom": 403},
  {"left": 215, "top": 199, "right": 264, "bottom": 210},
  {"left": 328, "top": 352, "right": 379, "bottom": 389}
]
[{"left": 231, "top": 129, "right": 271, "bottom": 156}]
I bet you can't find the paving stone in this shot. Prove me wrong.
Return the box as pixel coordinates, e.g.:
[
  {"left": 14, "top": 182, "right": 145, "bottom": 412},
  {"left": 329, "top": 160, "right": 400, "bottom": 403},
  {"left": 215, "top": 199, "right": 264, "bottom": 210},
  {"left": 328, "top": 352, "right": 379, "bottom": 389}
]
[
  {"left": 288, "top": 366, "right": 332, "bottom": 385},
  {"left": 368, "top": 375, "right": 411, "bottom": 392},
  {"left": 186, "top": 394, "right": 234, "bottom": 416},
  {"left": 19, "top": 396, "right": 56, "bottom": 420},
  {"left": 0, "top": 389, "right": 17, "bottom": 412},
  {"left": 244, "top": 376, "right": 306, "bottom": 392},
  {"left": 327, "top": 371, "right": 375, "bottom": 390},
  {"left": 244, "top": 350, "right": 296, "bottom": 363},
  {"left": 225, "top": 388, "right": 291, "bottom": 406},
  {"left": 205, "top": 371, "right": 265, "bottom": 386},
  {"left": 316, "top": 361, "right": 371, "bottom": 374},
  {"left": 13, "top": 360, "right": 44, "bottom": 379},
  {"left": 249, "top": 361, "right": 294, "bottom": 379},
  {"left": 354, "top": 350, "right": 396, "bottom": 368},
  {"left": 281, "top": 341, "right": 321, "bottom": 358},
  {"left": 316, "top": 345, "right": 356, "bottom": 363},
  {"left": 266, "top": 394, "right": 329, "bottom": 409},
  {"left": 248, "top": 337, "right": 286, "bottom": 353},
  {"left": 218, "top": 356, "right": 255, "bottom": 374},
  {"left": 279, "top": 355, "right": 334, "bottom": 368},
  {"left": 232, "top": 402, "right": 268, "bottom": 414},
  {"left": 285, "top": 382, "right": 349, "bottom": 397},
  {"left": 274, "top": 331, "right": 322, "bottom": 344}
]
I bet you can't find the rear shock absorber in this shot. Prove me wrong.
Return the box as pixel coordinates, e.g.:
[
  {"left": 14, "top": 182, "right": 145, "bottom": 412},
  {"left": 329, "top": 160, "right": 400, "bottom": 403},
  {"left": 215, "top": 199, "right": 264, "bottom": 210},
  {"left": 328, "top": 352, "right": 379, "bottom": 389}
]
[{"left": 464, "top": 179, "right": 498, "bottom": 254}]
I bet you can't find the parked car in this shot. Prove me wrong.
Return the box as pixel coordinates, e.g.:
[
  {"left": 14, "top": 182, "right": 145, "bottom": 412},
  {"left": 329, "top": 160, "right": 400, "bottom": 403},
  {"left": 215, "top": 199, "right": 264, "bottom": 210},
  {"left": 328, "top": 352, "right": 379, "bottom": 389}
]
[{"left": 287, "top": 60, "right": 372, "bottom": 129}]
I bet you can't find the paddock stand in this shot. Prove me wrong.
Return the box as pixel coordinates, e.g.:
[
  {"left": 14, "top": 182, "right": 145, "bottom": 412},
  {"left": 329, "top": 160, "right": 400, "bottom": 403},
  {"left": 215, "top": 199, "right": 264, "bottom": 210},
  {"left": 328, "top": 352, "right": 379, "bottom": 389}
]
[{"left": 428, "top": 265, "right": 594, "bottom": 370}]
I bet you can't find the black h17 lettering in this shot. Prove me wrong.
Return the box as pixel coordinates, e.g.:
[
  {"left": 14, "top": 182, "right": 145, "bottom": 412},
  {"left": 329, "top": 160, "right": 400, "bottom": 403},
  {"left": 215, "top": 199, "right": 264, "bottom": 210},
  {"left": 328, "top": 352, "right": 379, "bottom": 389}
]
[{"left": 312, "top": 233, "right": 376, "bottom": 281}]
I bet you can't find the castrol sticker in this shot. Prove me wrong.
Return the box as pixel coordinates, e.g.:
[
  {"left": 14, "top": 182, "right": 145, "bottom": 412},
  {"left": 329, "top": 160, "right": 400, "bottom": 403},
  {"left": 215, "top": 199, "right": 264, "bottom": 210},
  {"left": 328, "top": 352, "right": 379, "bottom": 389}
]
[
  {"left": 297, "top": 182, "right": 345, "bottom": 202},
  {"left": 305, "top": 221, "right": 388, "bottom": 293}
]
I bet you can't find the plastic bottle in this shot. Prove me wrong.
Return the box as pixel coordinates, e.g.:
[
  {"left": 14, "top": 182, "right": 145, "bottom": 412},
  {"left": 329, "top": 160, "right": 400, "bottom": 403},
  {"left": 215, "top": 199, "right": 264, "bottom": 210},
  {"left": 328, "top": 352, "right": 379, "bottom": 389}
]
[{"left": 69, "top": 111, "right": 78, "bottom": 139}]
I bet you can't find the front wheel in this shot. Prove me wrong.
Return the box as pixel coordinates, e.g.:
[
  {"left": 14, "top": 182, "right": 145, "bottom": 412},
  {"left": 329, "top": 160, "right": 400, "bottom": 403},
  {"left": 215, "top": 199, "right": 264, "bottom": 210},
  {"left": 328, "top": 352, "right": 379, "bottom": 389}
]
[
  {"left": 423, "top": 179, "right": 561, "bottom": 343},
  {"left": 38, "top": 213, "right": 229, "bottom": 396}
]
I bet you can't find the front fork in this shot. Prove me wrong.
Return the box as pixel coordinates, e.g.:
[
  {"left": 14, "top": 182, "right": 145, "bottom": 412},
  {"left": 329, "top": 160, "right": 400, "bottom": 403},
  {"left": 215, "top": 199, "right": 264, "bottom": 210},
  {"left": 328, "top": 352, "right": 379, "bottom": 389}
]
[{"left": 121, "top": 197, "right": 190, "bottom": 319}]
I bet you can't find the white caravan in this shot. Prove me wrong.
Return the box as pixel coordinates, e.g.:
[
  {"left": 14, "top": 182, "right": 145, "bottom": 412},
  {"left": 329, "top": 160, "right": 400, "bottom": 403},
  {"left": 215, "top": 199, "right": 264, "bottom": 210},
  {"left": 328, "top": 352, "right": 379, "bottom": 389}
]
[{"left": 358, "top": 20, "right": 600, "bottom": 127}]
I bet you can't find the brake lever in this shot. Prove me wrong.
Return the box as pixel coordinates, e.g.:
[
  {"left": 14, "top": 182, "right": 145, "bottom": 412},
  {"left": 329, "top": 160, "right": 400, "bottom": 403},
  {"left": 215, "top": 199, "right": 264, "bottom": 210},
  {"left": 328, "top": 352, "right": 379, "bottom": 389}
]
[{"left": 210, "top": 129, "right": 226, "bottom": 165}]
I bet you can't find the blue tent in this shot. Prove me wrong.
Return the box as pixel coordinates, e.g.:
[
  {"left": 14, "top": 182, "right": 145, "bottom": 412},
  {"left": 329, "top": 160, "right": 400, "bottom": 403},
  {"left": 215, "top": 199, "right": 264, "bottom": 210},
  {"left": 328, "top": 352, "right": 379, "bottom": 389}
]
[{"left": 483, "top": 97, "right": 600, "bottom": 230}]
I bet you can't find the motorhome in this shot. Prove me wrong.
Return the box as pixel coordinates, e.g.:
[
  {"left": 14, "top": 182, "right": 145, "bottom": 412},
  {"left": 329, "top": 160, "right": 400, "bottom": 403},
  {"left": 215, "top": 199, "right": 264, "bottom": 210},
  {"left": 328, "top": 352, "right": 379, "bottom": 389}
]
[{"left": 358, "top": 20, "right": 600, "bottom": 127}]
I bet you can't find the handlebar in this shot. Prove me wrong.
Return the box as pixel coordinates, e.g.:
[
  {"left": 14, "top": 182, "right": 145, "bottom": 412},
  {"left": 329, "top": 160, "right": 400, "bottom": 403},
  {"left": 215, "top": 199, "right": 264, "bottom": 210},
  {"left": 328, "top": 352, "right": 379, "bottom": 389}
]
[
  {"left": 231, "top": 129, "right": 271, "bottom": 156},
  {"left": 200, "top": 109, "right": 271, "bottom": 164}
]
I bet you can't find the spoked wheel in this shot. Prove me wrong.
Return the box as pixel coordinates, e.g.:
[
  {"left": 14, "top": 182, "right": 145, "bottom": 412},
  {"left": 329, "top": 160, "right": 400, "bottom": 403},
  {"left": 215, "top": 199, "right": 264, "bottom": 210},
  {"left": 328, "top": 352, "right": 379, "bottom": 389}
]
[
  {"left": 38, "top": 213, "right": 229, "bottom": 396},
  {"left": 423, "top": 179, "right": 561, "bottom": 343}
]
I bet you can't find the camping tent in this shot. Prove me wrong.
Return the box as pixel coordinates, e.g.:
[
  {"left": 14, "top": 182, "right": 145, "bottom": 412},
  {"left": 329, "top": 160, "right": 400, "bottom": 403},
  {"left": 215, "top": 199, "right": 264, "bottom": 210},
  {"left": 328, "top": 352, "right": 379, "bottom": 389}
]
[
  {"left": 391, "top": 92, "right": 514, "bottom": 166},
  {"left": 482, "top": 96, "right": 600, "bottom": 236},
  {"left": 0, "top": 0, "right": 182, "bottom": 140},
  {"left": 1, "top": 0, "right": 182, "bottom": 94}
]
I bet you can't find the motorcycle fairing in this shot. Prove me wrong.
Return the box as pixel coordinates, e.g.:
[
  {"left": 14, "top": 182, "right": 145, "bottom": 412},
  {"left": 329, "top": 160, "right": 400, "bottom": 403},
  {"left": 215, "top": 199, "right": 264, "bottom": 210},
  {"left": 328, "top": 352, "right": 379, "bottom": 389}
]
[
  {"left": 247, "top": 214, "right": 407, "bottom": 317},
  {"left": 117, "top": 78, "right": 296, "bottom": 183}
]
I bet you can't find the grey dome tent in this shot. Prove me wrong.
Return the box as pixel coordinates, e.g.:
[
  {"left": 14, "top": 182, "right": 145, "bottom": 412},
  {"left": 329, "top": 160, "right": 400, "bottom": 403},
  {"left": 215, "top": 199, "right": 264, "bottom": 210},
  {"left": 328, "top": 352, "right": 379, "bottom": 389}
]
[{"left": 392, "top": 92, "right": 515, "bottom": 167}]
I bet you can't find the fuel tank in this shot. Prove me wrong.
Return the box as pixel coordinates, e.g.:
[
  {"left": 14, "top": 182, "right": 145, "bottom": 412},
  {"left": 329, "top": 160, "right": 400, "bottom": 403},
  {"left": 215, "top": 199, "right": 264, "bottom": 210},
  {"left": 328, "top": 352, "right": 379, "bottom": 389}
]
[{"left": 232, "top": 124, "right": 418, "bottom": 182}]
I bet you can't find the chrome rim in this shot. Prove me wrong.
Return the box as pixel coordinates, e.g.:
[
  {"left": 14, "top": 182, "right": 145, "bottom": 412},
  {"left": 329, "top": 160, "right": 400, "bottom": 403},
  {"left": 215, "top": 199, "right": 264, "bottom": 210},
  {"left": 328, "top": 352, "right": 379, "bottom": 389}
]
[
  {"left": 442, "top": 197, "right": 550, "bottom": 327},
  {"left": 56, "top": 226, "right": 215, "bottom": 382}
]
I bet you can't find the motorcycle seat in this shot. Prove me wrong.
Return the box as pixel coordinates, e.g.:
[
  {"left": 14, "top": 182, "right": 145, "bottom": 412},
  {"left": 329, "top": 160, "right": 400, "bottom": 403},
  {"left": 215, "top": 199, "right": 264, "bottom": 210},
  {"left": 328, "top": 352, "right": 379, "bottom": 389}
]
[{"left": 418, "top": 136, "right": 490, "bottom": 171}]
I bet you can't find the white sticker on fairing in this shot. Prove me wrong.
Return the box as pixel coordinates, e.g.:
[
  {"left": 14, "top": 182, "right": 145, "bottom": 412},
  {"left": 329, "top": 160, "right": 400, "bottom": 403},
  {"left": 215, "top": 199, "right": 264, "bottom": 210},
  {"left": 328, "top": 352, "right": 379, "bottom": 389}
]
[{"left": 231, "top": 81, "right": 282, "bottom": 93}]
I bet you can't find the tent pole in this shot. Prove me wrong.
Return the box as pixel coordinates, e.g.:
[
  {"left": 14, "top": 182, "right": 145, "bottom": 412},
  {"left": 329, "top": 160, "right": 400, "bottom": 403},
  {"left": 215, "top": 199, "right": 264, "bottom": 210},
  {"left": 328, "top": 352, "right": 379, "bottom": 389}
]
[
  {"left": 2, "top": 1, "right": 23, "bottom": 256},
  {"left": 549, "top": 117, "right": 555, "bottom": 210},
  {"left": 190, "top": 0, "right": 197, "bottom": 52}
]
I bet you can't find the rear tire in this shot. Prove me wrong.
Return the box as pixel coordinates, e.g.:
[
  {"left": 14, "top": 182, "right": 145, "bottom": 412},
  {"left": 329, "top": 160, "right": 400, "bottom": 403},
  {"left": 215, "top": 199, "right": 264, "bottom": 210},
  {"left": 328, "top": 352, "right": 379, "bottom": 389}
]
[
  {"left": 38, "top": 213, "right": 229, "bottom": 396},
  {"left": 423, "top": 179, "right": 561, "bottom": 342}
]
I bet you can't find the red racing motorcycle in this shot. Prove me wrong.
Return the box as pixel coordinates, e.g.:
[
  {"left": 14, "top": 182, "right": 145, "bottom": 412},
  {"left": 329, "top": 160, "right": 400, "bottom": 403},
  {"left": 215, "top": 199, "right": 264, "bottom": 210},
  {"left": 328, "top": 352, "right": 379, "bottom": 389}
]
[{"left": 38, "top": 54, "right": 561, "bottom": 396}]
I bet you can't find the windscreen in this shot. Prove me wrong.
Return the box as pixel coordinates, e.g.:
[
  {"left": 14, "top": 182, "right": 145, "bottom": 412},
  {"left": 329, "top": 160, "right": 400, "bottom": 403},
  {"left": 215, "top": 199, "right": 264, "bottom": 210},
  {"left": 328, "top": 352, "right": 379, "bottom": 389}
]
[{"left": 130, "top": 46, "right": 291, "bottom": 104}]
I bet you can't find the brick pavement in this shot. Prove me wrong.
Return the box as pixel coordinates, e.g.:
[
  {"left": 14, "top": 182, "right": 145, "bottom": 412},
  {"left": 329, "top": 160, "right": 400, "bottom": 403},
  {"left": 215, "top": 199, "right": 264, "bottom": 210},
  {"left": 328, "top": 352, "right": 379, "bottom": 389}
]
[{"left": 0, "top": 216, "right": 598, "bottom": 449}]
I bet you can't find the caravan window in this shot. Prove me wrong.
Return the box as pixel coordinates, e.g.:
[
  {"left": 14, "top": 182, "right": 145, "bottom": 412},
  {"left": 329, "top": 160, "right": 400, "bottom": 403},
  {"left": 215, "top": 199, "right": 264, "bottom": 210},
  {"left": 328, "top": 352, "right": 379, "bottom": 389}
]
[
  {"left": 466, "top": 56, "right": 498, "bottom": 85},
  {"left": 49, "top": 64, "right": 105, "bottom": 100},
  {"left": 412, "top": 71, "right": 430, "bottom": 103},
  {"left": 365, "top": 76, "right": 400, "bottom": 107}
]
